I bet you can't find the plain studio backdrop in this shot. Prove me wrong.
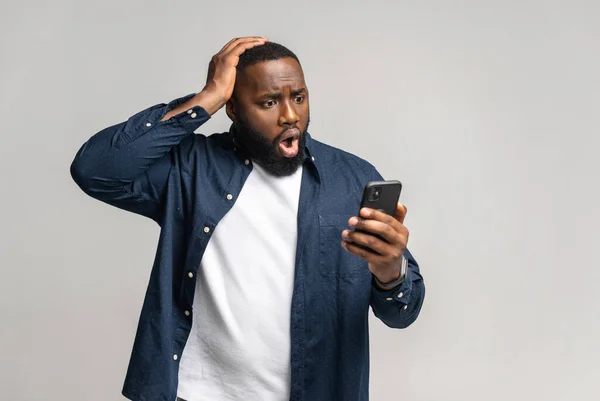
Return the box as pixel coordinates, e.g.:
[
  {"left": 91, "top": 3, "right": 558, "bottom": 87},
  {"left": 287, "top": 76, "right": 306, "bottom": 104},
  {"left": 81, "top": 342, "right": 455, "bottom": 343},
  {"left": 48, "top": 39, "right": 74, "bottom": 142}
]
[{"left": 1, "top": 1, "right": 599, "bottom": 400}]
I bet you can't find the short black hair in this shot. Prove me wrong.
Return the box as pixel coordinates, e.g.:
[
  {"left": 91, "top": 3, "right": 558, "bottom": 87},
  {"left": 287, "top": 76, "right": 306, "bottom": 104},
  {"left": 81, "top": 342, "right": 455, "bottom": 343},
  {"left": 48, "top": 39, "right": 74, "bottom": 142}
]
[{"left": 237, "top": 41, "right": 300, "bottom": 71}]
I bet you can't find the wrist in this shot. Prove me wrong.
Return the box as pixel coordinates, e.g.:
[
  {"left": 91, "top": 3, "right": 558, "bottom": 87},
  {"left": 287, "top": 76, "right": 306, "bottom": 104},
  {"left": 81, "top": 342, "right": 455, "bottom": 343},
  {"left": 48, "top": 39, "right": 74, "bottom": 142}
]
[
  {"left": 373, "top": 256, "right": 408, "bottom": 290},
  {"left": 193, "top": 88, "right": 227, "bottom": 116},
  {"left": 160, "top": 90, "right": 223, "bottom": 122},
  {"left": 374, "top": 268, "right": 401, "bottom": 285}
]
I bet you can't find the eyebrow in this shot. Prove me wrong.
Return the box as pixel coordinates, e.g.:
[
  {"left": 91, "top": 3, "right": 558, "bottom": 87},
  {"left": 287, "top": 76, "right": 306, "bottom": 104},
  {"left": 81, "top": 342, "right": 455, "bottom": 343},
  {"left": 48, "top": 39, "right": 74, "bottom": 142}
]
[{"left": 258, "top": 88, "right": 307, "bottom": 100}]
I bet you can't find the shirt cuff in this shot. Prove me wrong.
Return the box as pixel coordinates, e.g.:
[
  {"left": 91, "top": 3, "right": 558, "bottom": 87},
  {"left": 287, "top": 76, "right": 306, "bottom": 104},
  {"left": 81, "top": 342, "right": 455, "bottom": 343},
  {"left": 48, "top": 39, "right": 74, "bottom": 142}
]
[
  {"left": 160, "top": 93, "right": 211, "bottom": 134},
  {"left": 371, "top": 269, "right": 414, "bottom": 307}
]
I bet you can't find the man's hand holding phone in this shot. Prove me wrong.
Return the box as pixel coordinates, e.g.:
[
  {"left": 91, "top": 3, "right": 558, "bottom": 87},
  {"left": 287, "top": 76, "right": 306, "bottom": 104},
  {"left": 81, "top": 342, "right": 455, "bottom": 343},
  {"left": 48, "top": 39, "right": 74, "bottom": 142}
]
[{"left": 342, "top": 192, "right": 409, "bottom": 288}]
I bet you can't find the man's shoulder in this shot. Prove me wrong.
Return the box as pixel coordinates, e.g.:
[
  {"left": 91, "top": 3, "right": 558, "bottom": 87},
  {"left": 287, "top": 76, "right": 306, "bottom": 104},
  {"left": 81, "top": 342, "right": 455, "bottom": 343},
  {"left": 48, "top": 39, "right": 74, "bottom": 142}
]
[
  {"left": 206, "top": 130, "right": 233, "bottom": 141},
  {"left": 195, "top": 130, "right": 232, "bottom": 144},
  {"left": 167, "top": 131, "right": 234, "bottom": 169},
  {"left": 310, "top": 136, "right": 380, "bottom": 178},
  {"left": 180, "top": 131, "right": 233, "bottom": 151}
]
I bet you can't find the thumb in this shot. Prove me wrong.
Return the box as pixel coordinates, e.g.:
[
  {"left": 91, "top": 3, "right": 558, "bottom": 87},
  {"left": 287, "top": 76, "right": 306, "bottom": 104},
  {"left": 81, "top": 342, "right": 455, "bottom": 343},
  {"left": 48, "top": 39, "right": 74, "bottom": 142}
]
[{"left": 395, "top": 203, "right": 407, "bottom": 224}]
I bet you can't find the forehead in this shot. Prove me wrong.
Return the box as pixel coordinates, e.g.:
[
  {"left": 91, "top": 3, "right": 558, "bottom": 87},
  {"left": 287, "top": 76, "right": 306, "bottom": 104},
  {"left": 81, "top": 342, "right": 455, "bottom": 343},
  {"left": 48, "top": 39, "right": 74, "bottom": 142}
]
[{"left": 236, "top": 58, "right": 306, "bottom": 94}]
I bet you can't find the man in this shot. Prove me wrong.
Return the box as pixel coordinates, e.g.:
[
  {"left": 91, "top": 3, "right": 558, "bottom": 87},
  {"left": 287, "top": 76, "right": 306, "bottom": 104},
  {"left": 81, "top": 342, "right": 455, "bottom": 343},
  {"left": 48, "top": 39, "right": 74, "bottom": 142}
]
[{"left": 71, "top": 37, "right": 425, "bottom": 401}]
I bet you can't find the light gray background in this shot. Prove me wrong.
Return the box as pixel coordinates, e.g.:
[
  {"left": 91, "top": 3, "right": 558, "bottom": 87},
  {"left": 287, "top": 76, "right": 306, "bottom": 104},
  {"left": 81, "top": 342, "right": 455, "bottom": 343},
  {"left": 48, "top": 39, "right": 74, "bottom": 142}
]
[{"left": 1, "top": 1, "right": 599, "bottom": 400}]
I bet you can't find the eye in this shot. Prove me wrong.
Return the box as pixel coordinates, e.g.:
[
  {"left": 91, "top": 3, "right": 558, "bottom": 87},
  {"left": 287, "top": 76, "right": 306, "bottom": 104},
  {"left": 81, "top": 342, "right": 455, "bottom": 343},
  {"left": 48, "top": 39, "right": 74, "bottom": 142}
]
[
  {"left": 264, "top": 100, "right": 276, "bottom": 108},
  {"left": 294, "top": 96, "right": 304, "bottom": 103}
]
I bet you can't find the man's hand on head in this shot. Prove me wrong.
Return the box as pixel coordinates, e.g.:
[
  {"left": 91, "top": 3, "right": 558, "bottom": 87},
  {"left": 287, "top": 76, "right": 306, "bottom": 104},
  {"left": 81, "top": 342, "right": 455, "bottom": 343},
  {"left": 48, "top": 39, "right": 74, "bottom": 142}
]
[
  {"left": 161, "top": 36, "right": 268, "bottom": 121},
  {"left": 341, "top": 203, "right": 409, "bottom": 284},
  {"left": 201, "top": 36, "right": 268, "bottom": 113}
]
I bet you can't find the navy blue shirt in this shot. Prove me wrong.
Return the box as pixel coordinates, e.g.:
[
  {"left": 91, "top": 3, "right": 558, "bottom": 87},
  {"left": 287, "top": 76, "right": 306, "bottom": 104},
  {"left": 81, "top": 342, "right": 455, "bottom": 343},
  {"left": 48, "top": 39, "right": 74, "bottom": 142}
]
[{"left": 70, "top": 94, "right": 425, "bottom": 401}]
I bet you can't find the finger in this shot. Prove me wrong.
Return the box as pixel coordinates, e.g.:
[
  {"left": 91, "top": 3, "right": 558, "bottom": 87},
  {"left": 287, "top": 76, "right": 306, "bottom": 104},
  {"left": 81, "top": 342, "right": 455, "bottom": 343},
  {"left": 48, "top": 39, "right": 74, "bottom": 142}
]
[
  {"left": 219, "top": 37, "right": 240, "bottom": 52},
  {"left": 341, "top": 240, "right": 385, "bottom": 264},
  {"left": 395, "top": 203, "right": 408, "bottom": 224},
  {"left": 220, "top": 37, "right": 265, "bottom": 52},
  {"left": 222, "top": 36, "right": 267, "bottom": 54},
  {"left": 226, "top": 39, "right": 268, "bottom": 60},
  {"left": 348, "top": 216, "right": 399, "bottom": 244},
  {"left": 343, "top": 229, "right": 397, "bottom": 256},
  {"left": 359, "top": 208, "right": 403, "bottom": 233}
]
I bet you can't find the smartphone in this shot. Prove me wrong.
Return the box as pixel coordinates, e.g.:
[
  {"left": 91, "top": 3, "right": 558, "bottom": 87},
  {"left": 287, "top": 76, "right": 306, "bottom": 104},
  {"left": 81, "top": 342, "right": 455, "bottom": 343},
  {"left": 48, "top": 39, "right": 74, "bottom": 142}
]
[{"left": 353, "top": 180, "right": 403, "bottom": 254}]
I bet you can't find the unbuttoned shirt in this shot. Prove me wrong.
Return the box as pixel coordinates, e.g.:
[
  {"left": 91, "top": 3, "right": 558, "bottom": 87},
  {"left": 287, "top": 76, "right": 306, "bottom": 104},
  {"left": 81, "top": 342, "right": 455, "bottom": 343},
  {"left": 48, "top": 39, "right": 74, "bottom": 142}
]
[{"left": 70, "top": 94, "right": 426, "bottom": 401}]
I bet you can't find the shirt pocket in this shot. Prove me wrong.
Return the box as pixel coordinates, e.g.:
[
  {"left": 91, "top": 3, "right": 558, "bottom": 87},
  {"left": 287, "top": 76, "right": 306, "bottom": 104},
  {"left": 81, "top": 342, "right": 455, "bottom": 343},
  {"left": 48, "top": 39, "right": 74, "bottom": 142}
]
[{"left": 319, "top": 213, "right": 368, "bottom": 278}]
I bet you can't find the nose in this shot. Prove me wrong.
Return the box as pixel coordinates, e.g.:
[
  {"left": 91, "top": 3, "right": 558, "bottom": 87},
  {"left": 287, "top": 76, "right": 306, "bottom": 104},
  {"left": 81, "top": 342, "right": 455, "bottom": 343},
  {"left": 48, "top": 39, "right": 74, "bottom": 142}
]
[{"left": 278, "top": 100, "right": 299, "bottom": 127}]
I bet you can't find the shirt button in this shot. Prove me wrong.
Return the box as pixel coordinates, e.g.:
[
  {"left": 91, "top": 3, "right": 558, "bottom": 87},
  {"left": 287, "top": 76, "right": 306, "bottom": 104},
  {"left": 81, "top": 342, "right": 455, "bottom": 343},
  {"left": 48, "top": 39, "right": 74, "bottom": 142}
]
[
  {"left": 244, "top": 159, "right": 250, "bottom": 165},
  {"left": 173, "top": 354, "right": 178, "bottom": 361},
  {"left": 187, "top": 109, "right": 193, "bottom": 114},
  {"left": 397, "top": 292, "right": 404, "bottom": 299},
  {"left": 403, "top": 305, "right": 408, "bottom": 310},
  {"left": 203, "top": 226, "right": 210, "bottom": 233},
  {"left": 386, "top": 297, "right": 393, "bottom": 301},
  {"left": 226, "top": 194, "right": 233, "bottom": 200},
  {"left": 191, "top": 112, "right": 197, "bottom": 118},
  {"left": 188, "top": 272, "right": 194, "bottom": 278},
  {"left": 145, "top": 122, "right": 152, "bottom": 127},
  {"left": 184, "top": 310, "right": 190, "bottom": 317},
  {"left": 312, "top": 156, "right": 315, "bottom": 161}
]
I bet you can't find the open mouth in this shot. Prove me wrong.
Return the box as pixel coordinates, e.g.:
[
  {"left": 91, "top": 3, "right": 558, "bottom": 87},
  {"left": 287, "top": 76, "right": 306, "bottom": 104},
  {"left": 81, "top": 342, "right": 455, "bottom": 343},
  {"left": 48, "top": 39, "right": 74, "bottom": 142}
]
[{"left": 278, "top": 128, "right": 300, "bottom": 158}]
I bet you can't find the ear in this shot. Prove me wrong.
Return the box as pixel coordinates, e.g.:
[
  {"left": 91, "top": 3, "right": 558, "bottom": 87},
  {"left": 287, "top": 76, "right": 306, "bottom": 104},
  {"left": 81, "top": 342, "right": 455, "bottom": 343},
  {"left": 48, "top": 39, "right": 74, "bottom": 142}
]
[{"left": 225, "top": 99, "right": 237, "bottom": 123}]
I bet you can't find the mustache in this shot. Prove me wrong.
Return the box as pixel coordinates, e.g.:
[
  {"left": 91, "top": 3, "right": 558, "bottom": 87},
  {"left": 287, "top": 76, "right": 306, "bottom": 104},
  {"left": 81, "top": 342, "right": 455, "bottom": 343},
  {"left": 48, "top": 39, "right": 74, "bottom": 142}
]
[
  {"left": 275, "top": 118, "right": 310, "bottom": 142},
  {"left": 275, "top": 127, "right": 299, "bottom": 143}
]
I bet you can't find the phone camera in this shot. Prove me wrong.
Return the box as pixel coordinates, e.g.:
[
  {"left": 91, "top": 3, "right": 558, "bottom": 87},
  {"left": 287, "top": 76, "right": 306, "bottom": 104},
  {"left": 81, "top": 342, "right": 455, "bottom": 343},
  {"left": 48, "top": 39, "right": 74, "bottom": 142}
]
[{"left": 369, "top": 187, "right": 382, "bottom": 201}]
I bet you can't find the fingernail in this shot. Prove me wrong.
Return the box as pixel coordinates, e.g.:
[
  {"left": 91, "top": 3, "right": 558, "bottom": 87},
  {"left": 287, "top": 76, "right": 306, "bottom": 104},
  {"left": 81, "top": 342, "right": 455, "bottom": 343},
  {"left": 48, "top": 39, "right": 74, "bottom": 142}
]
[
  {"left": 349, "top": 217, "right": 358, "bottom": 226},
  {"left": 362, "top": 209, "right": 371, "bottom": 217}
]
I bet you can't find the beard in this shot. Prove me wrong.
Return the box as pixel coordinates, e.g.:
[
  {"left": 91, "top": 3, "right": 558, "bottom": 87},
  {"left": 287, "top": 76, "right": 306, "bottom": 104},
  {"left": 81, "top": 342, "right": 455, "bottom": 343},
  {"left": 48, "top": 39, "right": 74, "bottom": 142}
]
[{"left": 234, "top": 115, "right": 309, "bottom": 177}]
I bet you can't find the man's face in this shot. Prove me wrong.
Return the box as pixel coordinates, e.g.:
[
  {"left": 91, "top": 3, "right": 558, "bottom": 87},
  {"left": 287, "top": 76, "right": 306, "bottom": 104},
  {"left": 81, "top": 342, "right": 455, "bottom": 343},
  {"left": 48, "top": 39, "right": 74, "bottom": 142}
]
[{"left": 226, "top": 57, "right": 310, "bottom": 177}]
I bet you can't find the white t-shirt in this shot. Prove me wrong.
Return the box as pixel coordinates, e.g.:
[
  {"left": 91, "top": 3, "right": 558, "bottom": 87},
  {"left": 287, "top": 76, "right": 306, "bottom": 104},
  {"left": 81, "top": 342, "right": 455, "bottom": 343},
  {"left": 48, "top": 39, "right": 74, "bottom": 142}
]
[{"left": 177, "top": 162, "right": 303, "bottom": 401}]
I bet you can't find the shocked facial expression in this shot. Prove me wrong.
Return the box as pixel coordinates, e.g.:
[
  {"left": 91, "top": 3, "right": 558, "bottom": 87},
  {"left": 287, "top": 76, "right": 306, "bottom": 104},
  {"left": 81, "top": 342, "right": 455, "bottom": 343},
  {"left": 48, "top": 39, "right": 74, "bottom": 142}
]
[{"left": 226, "top": 57, "right": 310, "bottom": 176}]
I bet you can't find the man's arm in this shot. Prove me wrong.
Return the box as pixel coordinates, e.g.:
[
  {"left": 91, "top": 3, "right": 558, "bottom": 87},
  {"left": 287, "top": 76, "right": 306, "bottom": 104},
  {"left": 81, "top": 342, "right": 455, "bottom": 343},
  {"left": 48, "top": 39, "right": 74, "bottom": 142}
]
[
  {"left": 70, "top": 36, "right": 268, "bottom": 223},
  {"left": 342, "top": 166, "right": 426, "bottom": 328},
  {"left": 70, "top": 93, "right": 212, "bottom": 223}
]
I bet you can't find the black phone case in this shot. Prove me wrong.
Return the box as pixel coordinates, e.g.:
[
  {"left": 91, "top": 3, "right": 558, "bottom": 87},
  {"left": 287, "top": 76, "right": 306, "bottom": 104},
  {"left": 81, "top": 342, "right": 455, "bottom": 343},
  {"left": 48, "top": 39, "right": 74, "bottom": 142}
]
[
  {"left": 354, "top": 180, "right": 402, "bottom": 254},
  {"left": 359, "top": 180, "right": 403, "bottom": 216}
]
